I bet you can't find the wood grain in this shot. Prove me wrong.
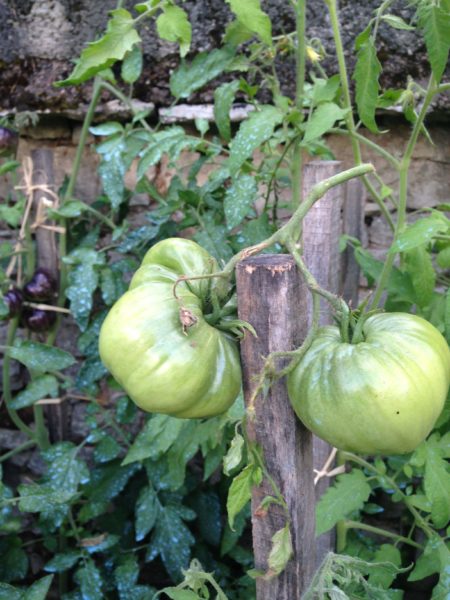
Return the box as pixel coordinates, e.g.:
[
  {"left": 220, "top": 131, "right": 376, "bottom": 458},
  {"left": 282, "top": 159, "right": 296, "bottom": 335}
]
[
  {"left": 236, "top": 255, "right": 315, "bottom": 599},
  {"left": 302, "top": 161, "right": 344, "bottom": 568}
]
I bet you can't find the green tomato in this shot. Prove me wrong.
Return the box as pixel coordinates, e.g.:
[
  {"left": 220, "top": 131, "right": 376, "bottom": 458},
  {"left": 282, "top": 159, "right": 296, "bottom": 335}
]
[
  {"left": 99, "top": 238, "right": 241, "bottom": 418},
  {"left": 287, "top": 313, "right": 450, "bottom": 455}
]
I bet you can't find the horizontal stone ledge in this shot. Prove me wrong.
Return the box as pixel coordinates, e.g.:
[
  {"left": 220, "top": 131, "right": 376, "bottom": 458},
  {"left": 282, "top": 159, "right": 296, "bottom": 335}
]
[{"left": 159, "top": 103, "right": 255, "bottom": 124}]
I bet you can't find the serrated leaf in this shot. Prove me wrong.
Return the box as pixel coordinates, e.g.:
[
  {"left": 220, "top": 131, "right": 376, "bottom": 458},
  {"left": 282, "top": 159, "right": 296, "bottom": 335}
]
[
  {"left": 368, "top": 544, "right": 402, "bottom": 589},
  {"left": 390, "top": 216, "right": 449, "bottom": 253},
  {"left": 303, "top": 102, "right": 348, "bottom": 143},
  {"left": 0, "top": 537, "right": 28, "bottom": 583},
  {"left": 65, "top": 248, "right": 104, "bottom": 330},
  {"left": 214, "top": 80, "right": 240, "bottom": 142},
  {"left": 75, "top": 560, "right": 103, "bottom": 600},
  {"left": 9, "top": 375, "right": 58, "bottom": 409},
  {"left": 8, "top": 341, "right": 75, "bottom": 373},
  {"left": 408, "top": 541, "right": 439, "bottom": 582},
  {"left": 121, "top": 44, "right": 143, "bottom": 84},
  {"left": 44, "top": 551, "right": 81, "bottom": 573},
  {"left": 311, "top": 75, "right": 341, "bottom": 105},
  {"left": 267, "top": 525, "right": 293, "bottom": 576},
  {"left": 90, "top": 122, "right": 124, "bottom": 136},
  {"left": 51, "top": 199, "right": 88, "bottom": 218},
  {"left": 316, "top": 470, "right": 371, "bottom": 536},
  {"left": 224, "top": 174, "right": 257, "bottom": 229},
  {"left": 404, "top": 246, "right": 436, "bottom": 308},
  {"left": 157, "top": 5, "right": 191, "bottom": 57},
  {"left": 98, "top": 149, "right": 127, "bottom": 210},
  {"left": 226, "top": 0, "right": 272, "bottom": 45},
  {"left": 56, "top": 9, "right": 141, "bottom": 86},
  {"left": 170, "top": 46, "right": 235, "bottom": 99},
  {"left": 17, "top": 483, "right": 75, "bottom": 513},
  {"left": 228, "top": 105, "right": 282, "bottom": 174},
  {"left": 223, "top": 433, "right": 245, "bottom": 475},
  {"left": 418, "top": 4, "right": 450, "bottom": 82},
  {"left": 147, "top": 504, "right": 195, "bottom": 582},
  {"left": 353, "top": 38, "right": 382, "bottom": 133},
  {"left": 93, "top": 436, "right": 121, "bottom": 463},
  {"left": 381, "top": 14, "right": 415, "bottom": 31},
  {"left": 78, "top": 462, "right": 139, "bottom": 522},
  {"left": 122, "top": 416, "right": 185, "bottom": 465},
  {"left": 227, "top": 464, "right": 257, "bottom": 529},
  {"left": 24, "top": 575, "right": 54, "bottom": 600},
  {"left": 135, "top": 485, "right": 158, "bottom": 541},
  {"left": 424, "top": 445, "right": 450, "bottom": 528}
]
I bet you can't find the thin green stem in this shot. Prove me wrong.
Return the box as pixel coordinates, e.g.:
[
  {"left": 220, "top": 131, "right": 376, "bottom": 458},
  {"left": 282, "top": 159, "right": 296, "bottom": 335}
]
[
  {"left": 343, "top": 519, "right": 423, "bottom": 550},
  {"left": 329, "top": 128, "right": 400, "bottom": 169},
  {"left": 64, "top": 78, "right": 102, "bottom": 202},
  {"left": 325, "top": 0, "right": 396, "bottom": 233},
  {"left": 342, "top": 452, "right": 436, "bottom": 540},
  {"left": 100, "top": 81, "right": 153, "bottom": 131},
  {"left": 291, "top": 0, "right": 307, "bottom": 209},
  {"left": 222, "top": 163, "right": 374, "bottom": 280},
  {"left": 33, "top": 404, "right": 50, "bottom": 451},
  {"left": 370, "top": 76, "right": 437, "bottom": 308},
  {"left": 0, "top": 440, "right": 36, "bottom": 463}
]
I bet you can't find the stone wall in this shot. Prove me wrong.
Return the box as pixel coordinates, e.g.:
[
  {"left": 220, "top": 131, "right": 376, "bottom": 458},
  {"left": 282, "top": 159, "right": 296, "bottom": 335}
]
[{"left": 0, "top": 0, "right": 449, "bottom": 113}]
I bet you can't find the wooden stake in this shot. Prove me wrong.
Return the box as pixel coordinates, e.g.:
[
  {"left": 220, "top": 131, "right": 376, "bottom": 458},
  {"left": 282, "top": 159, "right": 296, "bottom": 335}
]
[
  {"left": 236, "top": 255, "right": 315, "bottom": 599},
  {"left": 32, "top": 149, "right": 67, "bottom": 442},
  {"left": 301, "top": 161, "right": 344, "bottom": 568}
]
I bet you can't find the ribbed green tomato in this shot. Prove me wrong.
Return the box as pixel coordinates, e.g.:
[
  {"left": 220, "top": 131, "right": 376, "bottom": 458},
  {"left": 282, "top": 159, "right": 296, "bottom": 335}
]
[
  {"left": 99, "top": 238, "right": 241, "bottom": 418},
  {"left": 287, "top": 313, "right": 450, "bottom": 455}
]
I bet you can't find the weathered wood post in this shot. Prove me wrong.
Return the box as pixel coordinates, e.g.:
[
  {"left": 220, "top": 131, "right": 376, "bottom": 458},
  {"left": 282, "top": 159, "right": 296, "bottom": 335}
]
[
  {"left": 301, "top": 161, "right": 344, "bottom": 568},
  {"left": 236, "top": 255, "right": 315, "bottom": 599},
  {"left": 31, "top": 148, "right": 67, "bottom": 442}
]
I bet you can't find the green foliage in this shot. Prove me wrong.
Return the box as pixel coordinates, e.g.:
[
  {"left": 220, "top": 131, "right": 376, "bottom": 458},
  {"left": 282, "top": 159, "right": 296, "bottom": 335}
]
[
  {"left": 2, "top": 0, "right": 450, "bottom": 597},
  {"left": 316, "top": 470, "right": 371, "bottom": 536},
  {"left": 56, "top": 9, "right": 141, "bottom": 86}
]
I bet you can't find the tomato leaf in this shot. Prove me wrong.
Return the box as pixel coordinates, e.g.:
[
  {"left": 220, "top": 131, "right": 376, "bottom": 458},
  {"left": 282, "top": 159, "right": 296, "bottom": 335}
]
[
  {"left": 228, "top": 105, "right": 283, "bottom": 175},
  {"left": 121, "top": 44, "right": 143, "bottom": 84},
  {"left": 224, "top": 174, "right": 258, "bottom": 230},
  {"left": 267, "top": 525, "right": 293, "bottom": 576},
  {"left": 214, "top": 80, "right": 240, "bottom": 142},
  {"left": 23, "top": 575, "right": 54, "bottom": 600},
  {"left": 156, "top": 5, "right": 192, "bottom": 58},
  {"left": 8, "top": 341, "right": 76, "bottom": 373},
  {"left": 424, "top": 444, "right": 450, "bottom": 528},
  {"left": 223, "top": 432, "right": 245, "bottom": 475},
  {"left": 55, "top": 9, "right": 141, "bottom": 86},
  {"left": 135, "top": 485, "right": 159, "bottom": 541},
  {"left": 404, "top": 246, "right": 436, "bottom": 308},
  {"left": 303, "top": 102, "right": 348, "bottom": 143},
  {"left": 390, "top": 216, "right": 449, "bottom": 253},
  {"left": 9, "top": 375, "right": 59, "bottom": 410},
  {"left": 44, "top": 551, "right": 82, "bottom": 574},
  {"left": 227, "top": 464, "right": 261, "bottom": 529},
  {"left": 75, "top": 559, "right": 103, "bottom": 600},
  {"left": 170, "top": 46, "right": 235, "bottom": 99},
  {"left": 417, "top": 4, "right": 450, "bottom": 82},
  {"left": 122, "top": 415, "right": 185, "bottom": 465},
  {"left": 316, "top": 470, "right": 371, "bottom": 536},
  {"left": 408, "top": 539, "right": 440, "bottom": 582},
  {"left": 368, "top": 544, "right": 402, "bottom": 589},
  {"left": 146, "top": 503, "right": 195, "bottom": 582},
  {"left": 226, "top": 0, "right": 272, "bottom": 45},
  {"left": 381, "top": 14, "right": 415, "bottom": 31},
  {"left": 353, "top": 38, "right": 382, "bottom": 133}
]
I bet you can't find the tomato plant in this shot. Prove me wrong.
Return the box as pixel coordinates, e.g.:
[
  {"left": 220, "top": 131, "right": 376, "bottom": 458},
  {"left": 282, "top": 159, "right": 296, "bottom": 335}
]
[{"left": 288, "top": 313, "right": 450, "bottom": 454}]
